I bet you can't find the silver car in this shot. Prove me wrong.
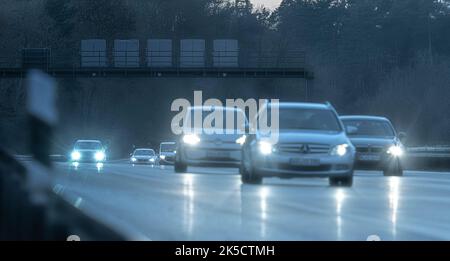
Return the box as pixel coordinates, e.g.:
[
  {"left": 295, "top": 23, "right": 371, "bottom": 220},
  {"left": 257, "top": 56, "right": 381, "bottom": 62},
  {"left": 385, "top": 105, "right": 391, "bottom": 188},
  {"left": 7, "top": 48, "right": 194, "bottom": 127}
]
[
  {"left": 240, "top": 102, "right": 355, "bottom": 186},
  {"left": 70, "top": 140, "right": 106, "bottom": 163},
  {"left": 130, "top": 148, "right": 157, "bottom": 164},
  {"left": 340, "top": 115, "right": 405, "bottom": 176},
  {"left": 174, "top": 106, "right": 247, "bottom": 172},
  {"left": 159, "top": 142, "right": 176, "bottom": 165}
]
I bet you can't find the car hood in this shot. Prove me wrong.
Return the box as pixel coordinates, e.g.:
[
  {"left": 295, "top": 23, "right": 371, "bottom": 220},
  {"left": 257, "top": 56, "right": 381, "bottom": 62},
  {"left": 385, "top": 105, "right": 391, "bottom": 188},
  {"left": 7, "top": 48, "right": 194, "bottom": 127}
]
[
  {"left": 260, "top": 131, "right": 349, "bottom": 146},
  {"left": 199, "top": 133, "right": 242, "bottom": 143},
  {"left": 76, "top": 149, "right": 102, "bottom": 152},
  {"left": 132, "top": 155, "right": 154, "bottom": 159},
  {"left": 348, "top": 137, "right": 396, "bottom": 147}
]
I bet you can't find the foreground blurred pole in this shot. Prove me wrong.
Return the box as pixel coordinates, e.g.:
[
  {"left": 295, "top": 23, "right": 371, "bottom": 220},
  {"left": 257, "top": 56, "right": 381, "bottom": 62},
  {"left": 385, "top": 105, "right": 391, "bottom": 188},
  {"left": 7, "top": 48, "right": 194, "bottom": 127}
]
[{"left": 26, "top": 70, "right": 58, "bottom": 167}]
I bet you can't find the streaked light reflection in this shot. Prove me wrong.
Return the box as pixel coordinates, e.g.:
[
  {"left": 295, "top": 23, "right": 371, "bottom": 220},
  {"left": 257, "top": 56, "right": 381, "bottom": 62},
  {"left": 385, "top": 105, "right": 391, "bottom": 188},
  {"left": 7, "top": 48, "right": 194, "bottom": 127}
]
[
  {"left": 335, "top": 189, "right": 346, "bottom": 240},
  {"left": 388, "top": 177, "right": 400, "bottom": 236},
  {"left": 259, "top": 187, "right": 269, "bottom": 238},
  {"left": 183, "top": 175, "right": 195, "bottom": 235},
  {"left": 71, "top": 162, "right": 79, "bottom": 169},
  {"left": 96, "top": 162, "right": 104, "bottom": 172},
  {"left": 335, "top": 189, "right": 345, "bottom": 215}
]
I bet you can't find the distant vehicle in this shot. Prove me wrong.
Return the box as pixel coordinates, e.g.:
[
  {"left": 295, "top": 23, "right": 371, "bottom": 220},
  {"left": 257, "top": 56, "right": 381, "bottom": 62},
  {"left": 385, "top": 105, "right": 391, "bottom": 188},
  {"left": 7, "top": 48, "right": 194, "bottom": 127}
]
[
  {"left": 340, "top": 115, "right": 405, "bottom": 176},
  {"left": 159, "top": 142, "right": 176, "bottom": 165},
  {"left": 174, "top": 106, "right": 248, "bottom": 172},
  {"left": 70, "top": 140, "right": 106, "bottom": 163},
  {"left": 130, "top": 148, "right": 157, "bottom": 164},
  {"left": 240, "top": 102, "right": 355, "bottom": 186}
]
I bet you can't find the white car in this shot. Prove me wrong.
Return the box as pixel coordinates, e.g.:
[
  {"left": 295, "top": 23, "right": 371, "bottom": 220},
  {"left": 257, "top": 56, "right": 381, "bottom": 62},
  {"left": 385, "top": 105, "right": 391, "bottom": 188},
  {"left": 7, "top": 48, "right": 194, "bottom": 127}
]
[
  {"left": 174, "top": 106, "right": 248, "bottom": 172},
  {"left": 130, "top": 148, "right": 157, "bottom": 164},
  {"left": 70, "top": 140, "right": 106, "bottom": 163},
  {"left": 159, "top": 142, "right": 176, "bottom": 165}
]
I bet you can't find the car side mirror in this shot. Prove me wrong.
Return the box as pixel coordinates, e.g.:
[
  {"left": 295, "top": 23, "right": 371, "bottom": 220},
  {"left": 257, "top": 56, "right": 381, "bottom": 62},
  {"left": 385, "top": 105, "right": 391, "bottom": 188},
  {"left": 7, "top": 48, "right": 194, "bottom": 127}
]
[
  {"left": 398, "top": 132, "right": 407, "bottom": 142},
  {"left": 346, "top": 126, "right": 358, "bottom": 135}
]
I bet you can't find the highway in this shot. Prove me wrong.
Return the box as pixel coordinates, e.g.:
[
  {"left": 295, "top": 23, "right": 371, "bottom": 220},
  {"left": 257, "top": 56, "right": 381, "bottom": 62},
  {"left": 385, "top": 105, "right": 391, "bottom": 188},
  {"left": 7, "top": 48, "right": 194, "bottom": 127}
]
[{"left": 49, "top": 162, "right": 450, "bottom": 241}]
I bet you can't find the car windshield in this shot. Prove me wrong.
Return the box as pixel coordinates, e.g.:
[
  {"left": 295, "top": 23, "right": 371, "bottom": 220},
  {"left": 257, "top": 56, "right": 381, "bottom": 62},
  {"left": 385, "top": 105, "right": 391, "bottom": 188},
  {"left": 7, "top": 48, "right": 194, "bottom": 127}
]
[
  {"left": 160, "top": 143, "right": 176, "bottom": 152},
  {"left": 269, "top": 107, "right": 342, "bottom": 132},
  {"left": 342, "top": 119, "right": 395, "bottom": 137},
  {"left": 74, "top": 141, "right": 102, "bottom": 150},
  {"left": 186, "top": 108, "right": 248, "bottom": 134},
  {"left": 134, "top": 149, "right": 154, "bottom": 156}
]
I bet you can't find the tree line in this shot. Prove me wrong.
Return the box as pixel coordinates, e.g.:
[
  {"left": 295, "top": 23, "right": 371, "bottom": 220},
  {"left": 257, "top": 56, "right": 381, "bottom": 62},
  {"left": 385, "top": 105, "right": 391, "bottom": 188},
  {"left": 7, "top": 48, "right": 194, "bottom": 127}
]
[{"left": 1, "top": 0, "right": 450, "bottom": 151}]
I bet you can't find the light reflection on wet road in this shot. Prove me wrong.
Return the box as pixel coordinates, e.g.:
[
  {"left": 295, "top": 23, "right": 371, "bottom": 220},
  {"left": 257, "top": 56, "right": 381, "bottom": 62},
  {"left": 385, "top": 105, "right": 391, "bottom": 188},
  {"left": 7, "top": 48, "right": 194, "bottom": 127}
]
[{"left": 51, "top": 162, "right": 450, "bottom": 240}]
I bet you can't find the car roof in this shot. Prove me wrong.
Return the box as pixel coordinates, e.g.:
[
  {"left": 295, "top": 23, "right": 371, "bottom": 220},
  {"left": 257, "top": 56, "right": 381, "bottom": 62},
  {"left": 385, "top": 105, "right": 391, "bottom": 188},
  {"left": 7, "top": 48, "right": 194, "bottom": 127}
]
[
  {"left": 268, "top": 102, "right": 331, "bottom": 110},
  {"left": 160, "top": 141, "right": 175, "bottom": 145},
  {"left": 76, "top": 139, "right": 101, "bottom": 143},
  {"left": 340, "top": 115, "right": 390, "bottom": 121}
]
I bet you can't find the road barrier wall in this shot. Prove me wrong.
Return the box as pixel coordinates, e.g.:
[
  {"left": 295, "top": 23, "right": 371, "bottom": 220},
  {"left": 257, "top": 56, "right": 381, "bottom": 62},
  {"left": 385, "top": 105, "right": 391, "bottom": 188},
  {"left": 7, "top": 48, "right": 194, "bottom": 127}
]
[{"left": 0, "top": 147, "right": 126, "bottom": 240}]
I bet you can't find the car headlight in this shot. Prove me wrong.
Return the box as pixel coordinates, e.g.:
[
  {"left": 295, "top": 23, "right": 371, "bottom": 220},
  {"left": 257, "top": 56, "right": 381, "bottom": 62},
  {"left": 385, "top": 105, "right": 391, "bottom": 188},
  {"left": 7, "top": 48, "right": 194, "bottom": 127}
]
[
  {"left": 330, "top": 144, "right": 349, "bottom": 156},
  {"left": 259, "top": 141, "right": 273, "bottom": 155},
  {"left": 95, "top": 151, "right": 105, "bottom": 161},
  {"left": 387, "top": 145, "right": 403, "bottom": 157},
  {"left": 160, "top": 155, "right": 166, "bottom": 160},
  {"left": 131, "top": 157, "right": 137, "bottom": 162},
  {"left": 150, "top": 158, "right": 155, "bottom": 162},
  {"left": 236, "top": 135, "right": 246, "bottom": 145},
  {"left": 71, "top": 151, "right": 81, "bottom": 161},
  {"left": 183, "top": 134, "right": 200, "bottom": 145}
]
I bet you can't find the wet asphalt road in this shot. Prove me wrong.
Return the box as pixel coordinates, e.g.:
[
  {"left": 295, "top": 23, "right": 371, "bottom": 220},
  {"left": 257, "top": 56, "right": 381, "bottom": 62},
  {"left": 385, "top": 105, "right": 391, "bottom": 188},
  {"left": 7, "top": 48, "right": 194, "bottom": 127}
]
[{"left": 50, "top": 162, "right": 450, "bottom": 240}]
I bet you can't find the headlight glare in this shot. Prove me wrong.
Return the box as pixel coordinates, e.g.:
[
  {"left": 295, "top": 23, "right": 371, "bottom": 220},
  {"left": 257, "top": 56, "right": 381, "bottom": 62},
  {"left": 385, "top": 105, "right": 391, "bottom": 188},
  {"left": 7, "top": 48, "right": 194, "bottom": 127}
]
[
  {"left": 131, "top": 157, "right": 137, "bottom": 162},
  {"left": 236, "top": 135, "right": 246, "bottom": 145},
  {"left": 387, "top": 145, "right": 403, "bottom": 157},
  {"left": 183, "top": 134, "right": 200, "bottom": 145},
  {"left": 95, "top": 151, "right": 105, "bottom": 161},
  {"left": 71, "top": 151, "right": 81, "bottom": 161},
  {"left": 331, "top": 144, "right": 349, "bottom": 156},
  {"left": 259, "top": 141, "right": 273, "bottom": 155}
]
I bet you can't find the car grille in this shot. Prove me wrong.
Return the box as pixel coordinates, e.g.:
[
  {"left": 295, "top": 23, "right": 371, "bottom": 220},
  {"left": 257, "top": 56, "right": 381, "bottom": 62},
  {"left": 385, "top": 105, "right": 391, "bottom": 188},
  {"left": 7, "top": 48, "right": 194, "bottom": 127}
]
[
  {"left": 277, "top": 163, "right": 331, "bottom": 172},
  {"left": 276, "top": 143, "right": 330, "bottom": 154},
  {"left": 356, "top": 146, "right": 385, "bottom": 153},
  {"left": 78, "top": 151, "right": 96, "bottom": 161},
  {"left": 203, "top": 139, "right": 236, "bottom": 145}
]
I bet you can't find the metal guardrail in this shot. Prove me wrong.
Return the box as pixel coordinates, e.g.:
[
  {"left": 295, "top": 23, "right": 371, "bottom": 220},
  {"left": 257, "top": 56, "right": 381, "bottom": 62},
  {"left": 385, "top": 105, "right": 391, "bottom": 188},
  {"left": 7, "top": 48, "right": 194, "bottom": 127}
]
[
  {"left": 0, "top": 147, "right": 126, "bottom": 240},
  {"left": 407, "top": 146, "right": 450, "bottom": 154},
  {"left": 404, "top": 146, "right": 450, "bottom": 170}
]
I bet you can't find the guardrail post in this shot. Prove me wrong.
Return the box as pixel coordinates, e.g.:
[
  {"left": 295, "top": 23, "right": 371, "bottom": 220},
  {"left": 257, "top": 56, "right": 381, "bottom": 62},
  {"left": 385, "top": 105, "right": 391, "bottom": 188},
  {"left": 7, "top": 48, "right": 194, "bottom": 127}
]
[
  {"left": 26, "top": 70, "right": 58, "bottom": 167},
  {"left": 26, "top": 69, "right": 58, "bottom": 239}
]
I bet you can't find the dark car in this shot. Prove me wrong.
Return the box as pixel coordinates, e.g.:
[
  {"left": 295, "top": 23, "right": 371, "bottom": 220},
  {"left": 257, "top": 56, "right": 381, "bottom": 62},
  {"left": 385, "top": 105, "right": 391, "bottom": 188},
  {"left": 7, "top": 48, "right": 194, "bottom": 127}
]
[{"left": 340, "top": 115, "right": 405, "bottom": 176}]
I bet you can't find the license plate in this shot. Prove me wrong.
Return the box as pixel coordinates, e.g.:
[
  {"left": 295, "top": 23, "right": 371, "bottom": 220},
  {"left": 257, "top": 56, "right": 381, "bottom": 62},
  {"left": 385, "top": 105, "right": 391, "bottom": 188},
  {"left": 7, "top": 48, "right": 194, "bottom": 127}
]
[
  {"left": 207, "top": 151, "right": 230, "bottom": 158},
  {"left": 290, "top": 158, "right": 320, "bottom": 166},
  {"left": 358, "top": 154, "right": 381, "bottom": 161}
]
